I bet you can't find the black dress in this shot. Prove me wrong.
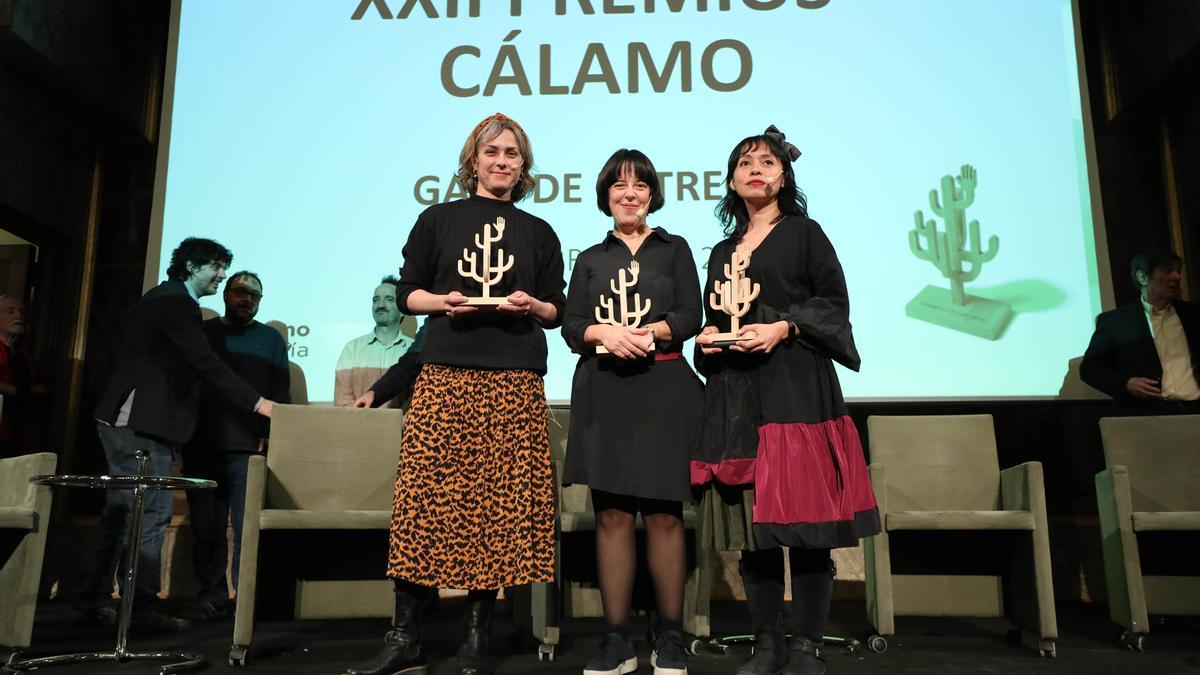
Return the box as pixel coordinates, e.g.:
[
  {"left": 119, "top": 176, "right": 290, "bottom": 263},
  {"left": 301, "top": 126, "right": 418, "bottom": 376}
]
[
  {"left": 562, "top": 227, "right": 704, "bottom": 503},
  {"left": 692, "top": 216, "right": 880, "bottom": 550}
]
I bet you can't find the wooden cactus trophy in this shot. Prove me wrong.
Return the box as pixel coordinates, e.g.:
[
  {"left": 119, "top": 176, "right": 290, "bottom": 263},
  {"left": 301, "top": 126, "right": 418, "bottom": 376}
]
[
  {"left": 594, "top": 261, "right": 654, "bottom": 354},
  {"left": 708, "top": 249, "right": 760, "bottom": 347},
  {"left": 457, "top": 216, "right": 514, "bottom": 306}
]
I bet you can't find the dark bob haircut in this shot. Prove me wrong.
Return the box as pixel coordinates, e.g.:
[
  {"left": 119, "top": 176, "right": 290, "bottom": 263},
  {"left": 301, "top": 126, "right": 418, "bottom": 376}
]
[
  {"left": 1130, "top": 248, "right": 1182, "bottom": 288},
  {"left": 714, "top": 134, "right": 807, "bottom": 241},
  {"left": 595, "top": 149, "right": 665, "bottom": 217},
  {"left": 166, "top": 237, "right": 233, "bottom": 281}
]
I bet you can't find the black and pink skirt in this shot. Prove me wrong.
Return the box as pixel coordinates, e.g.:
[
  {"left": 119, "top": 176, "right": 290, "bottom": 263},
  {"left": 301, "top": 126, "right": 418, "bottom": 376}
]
[{"left": 691, "top": 369, "right": 880, "bottom": 550}]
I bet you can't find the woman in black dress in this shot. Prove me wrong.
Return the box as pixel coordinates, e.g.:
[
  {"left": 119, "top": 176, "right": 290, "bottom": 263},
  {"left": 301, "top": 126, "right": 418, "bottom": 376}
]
[
  {"left": 344, "top": 113, "right": 565, "bottom": 675},
  {"left": 693, "top": 127, "right": 879, "bottom": 675},
  {"left": 562, "top": 149, "right": 704, "bottom": 675}
]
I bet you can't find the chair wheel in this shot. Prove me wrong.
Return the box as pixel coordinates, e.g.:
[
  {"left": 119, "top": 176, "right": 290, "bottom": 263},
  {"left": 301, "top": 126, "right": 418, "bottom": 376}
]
[
  {"left": 1038, "top": 639, "right": 1056, "bottom": 658},
  {"left": 1119, "top": 632, "right": 1145, "bottom": 652},
  {"left": 844, "top": 639, "right": 862, "bottom": 655},
  {"left": 868, "top": 635, "right": 888, "bottom": 653},
  {"left": 228, "top": 645, "right": 248, "bottom": 667},
  {"left": 537, "top": 643, "right": 556, "bottom": 661},
  {"left": 706, "top": 640, "right": 729, "bottom": 655}
]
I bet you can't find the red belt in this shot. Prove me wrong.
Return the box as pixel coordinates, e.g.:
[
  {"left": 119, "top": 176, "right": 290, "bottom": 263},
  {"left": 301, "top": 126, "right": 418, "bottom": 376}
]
[{"left": 654, "top": 352, "right": 682, "bottom": 362}]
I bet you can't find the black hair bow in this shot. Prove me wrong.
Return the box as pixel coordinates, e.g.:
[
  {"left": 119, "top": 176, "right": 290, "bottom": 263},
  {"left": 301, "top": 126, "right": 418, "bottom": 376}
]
[{"left": 764, "top": 124, "right": 802, "bottom": 161}]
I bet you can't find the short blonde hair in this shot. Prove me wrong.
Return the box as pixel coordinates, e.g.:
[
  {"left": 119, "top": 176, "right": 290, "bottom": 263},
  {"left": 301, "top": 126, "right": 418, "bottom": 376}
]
[{"left": 454, "top": 113, "right": 536, "bottom": 202}]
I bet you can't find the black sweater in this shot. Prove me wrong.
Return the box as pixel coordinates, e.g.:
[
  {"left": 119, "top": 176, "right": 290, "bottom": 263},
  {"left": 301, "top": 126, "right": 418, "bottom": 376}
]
[
  {"left": 396, "top": 195, "right": 567, "bottom": 374},
  {"left": 186, "top": 319, "right": 291, "bottom": 453}
]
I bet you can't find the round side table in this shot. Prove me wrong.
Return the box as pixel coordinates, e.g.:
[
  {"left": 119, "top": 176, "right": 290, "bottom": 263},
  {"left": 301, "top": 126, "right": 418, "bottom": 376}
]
[{"left": 4, "top": 451, "right": 215, "bottom": 675}]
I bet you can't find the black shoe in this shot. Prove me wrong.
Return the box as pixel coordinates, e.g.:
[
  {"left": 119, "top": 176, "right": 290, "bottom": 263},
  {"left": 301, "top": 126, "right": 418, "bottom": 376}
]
[
  {"left": 343, "top": 634, "right": 427, "bottom": 675},
  {"left": 783, "top": 636, "right": 825, "bottom": 675},
  {"left": 73, "top": 606, "right": 118, "bottom": 628},
  {"left": 583, "top": 632, "right": 637, "bottom": 675},
  {"left": 456, "top": 592, "right": 496, "bottom": 675},
  {"left": 132, "top": 608, "right": 193, "bottom": 632},
  {"left": 651, "top": 629, "right": 688, "bottom": 675},
  {"left": 343, "top": 586, "right": 427, "bottom": 675},
  {"left": 736, "top": 631, "right": 787, "bottom": 675},
  {"left": 185, "top": 598, "right": 230, "bottom": 621}
]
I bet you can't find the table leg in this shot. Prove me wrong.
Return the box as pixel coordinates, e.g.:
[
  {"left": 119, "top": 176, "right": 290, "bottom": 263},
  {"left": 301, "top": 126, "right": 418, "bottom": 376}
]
[
  {"left": 114, "top": 450, "right": 150, "bottom": 659},
  {"left": 5, "top": 453, "right": 207, "bottom": 675}
]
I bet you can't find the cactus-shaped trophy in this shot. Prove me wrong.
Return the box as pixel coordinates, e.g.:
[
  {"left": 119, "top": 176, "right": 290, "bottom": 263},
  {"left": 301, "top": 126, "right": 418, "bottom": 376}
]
[
  {"left": 708, "top": 249, "right": 760, "bottom": 347},
  {"left": 457, "top": 216, "right": 515, "bottom": 306},
  {"left": 594, "top": 261, "right": 654, "bottom": 354},
  {"left": 905, "top": 165, "right": 1012, "bottom": 339}
]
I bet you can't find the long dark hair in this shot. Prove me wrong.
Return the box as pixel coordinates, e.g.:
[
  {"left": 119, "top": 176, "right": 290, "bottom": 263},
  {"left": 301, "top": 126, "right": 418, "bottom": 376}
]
[{"left": 714, "top": 134, "right": 807, "bottom": 241}]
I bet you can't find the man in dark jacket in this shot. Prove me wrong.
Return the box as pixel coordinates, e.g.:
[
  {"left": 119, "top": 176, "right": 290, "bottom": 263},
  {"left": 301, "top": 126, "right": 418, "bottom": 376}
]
[
  {"left": 76, "top": 238, "right": 276, "bottom": 630},
  {"left": 183, "top": 270, "right": 289, "bottom": 619},
  {"left": 1081, "top": 249, "right": 1200, "bottom": 413}
]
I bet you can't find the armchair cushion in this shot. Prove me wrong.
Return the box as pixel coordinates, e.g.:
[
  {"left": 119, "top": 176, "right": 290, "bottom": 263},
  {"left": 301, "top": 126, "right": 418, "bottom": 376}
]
[
  {"left": 886, "top": 510, "right": 1035, "bottom": 531},
  {"left": 1132, "top": 511, "right": 1200, "bottom": 531},
  {"left": 259, "top": 509, "right": 392, "bottom": 530},
  {"left": 559, "top": 510, "right": 699, "bottom": 533},
  {"left": 0, "top": 507, "right": 35, "bottom": 529}
]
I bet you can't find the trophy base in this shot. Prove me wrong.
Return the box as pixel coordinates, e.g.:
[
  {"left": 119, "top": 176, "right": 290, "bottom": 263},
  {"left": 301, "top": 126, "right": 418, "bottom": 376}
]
[
  {"left": 596, "top": 342, "right": 656, "bottom": 355},
  {"left": 707, "top": 331, "right": 756, "bottom": 348},
  {"left": 460, "top": 296, "right": 509, "bottom": 308},
  {"left": 905, "top": 285, "right": 1013, "bottom": 340}
]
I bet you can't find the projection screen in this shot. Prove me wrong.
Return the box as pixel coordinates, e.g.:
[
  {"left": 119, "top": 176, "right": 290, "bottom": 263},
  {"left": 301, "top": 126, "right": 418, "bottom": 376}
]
[{"left": 146, "top": 0, "right": 1109, "bottom": 403}]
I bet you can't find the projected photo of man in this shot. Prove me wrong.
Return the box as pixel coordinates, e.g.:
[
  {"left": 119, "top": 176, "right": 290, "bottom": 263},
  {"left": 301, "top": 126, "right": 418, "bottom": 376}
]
[
  {"left": 333, "top": 275, "right": 415, "bottom": 407},
  {"left": 692, "top": 125, "right": 879, "bottom": 675},
  {"left": 342, "top": 113, "right": 565, "bottom": 675}
]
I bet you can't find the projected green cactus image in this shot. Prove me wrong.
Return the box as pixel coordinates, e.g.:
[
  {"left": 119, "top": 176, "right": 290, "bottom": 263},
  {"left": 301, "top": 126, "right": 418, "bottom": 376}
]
[{"left": 905, "top": 165, "right": 1013, "bottom": 339}]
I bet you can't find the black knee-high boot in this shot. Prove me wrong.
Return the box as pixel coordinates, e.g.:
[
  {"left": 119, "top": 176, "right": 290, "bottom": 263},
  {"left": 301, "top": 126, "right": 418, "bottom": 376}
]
[
  {"left": 457, "top": 589, "right": 497, "bottom": 675},
  {"left": 344, "top": 580, "right": 429, "bottom": 675},
  {"left": 737, "top": 548, "right": 788, "bottom": 675},
  {"left": 785, "top": 550, "right": 834, "bottom": 675}
]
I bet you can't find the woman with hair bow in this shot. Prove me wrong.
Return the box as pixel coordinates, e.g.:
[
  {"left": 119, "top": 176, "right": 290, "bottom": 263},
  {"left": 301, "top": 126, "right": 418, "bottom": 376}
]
[{"left": 693, "top": 126, "right": 879, "bottom": 675}]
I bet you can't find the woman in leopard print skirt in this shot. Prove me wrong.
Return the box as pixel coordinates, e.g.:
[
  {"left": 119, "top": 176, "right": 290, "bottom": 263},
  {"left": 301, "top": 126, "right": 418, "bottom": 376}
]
[{"left": 343, "top": 113, "right": 566, "bottom": 675}]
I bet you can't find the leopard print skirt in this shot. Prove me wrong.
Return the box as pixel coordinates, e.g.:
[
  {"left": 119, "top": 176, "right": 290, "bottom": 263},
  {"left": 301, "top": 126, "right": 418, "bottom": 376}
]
[{"left": 386, "top": 364, "right": 556, "bottom": 589}]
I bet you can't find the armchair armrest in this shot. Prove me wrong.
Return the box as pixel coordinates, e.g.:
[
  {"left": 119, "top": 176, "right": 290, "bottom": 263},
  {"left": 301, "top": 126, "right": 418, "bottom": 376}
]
[
  {"left": 0, "top": 452, "right": 58, "bottom": 509},
  {"left": 868, "top": 463, "right": 887, "bottom": 516},
  {"left": 0, "top": 451, "right": 56, "bottom": 649},
  {"left": 233, "top": 454, "right": 268, "bottom": 647},
  {"left": 1001, "top": 461, "right": 1057, "bottom": 638},
  {"left": 1000, "top": 461, "right": 1046, "bottom": 516},
  {"left": 1096, "top": 465, "right": 1146, "bottom": 633},
  {"left": 864, "top": 462, "right": 894, "bottom": 634}
]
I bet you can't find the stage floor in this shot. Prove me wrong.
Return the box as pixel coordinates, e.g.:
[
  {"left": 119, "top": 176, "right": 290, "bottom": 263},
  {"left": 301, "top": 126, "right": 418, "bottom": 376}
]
[{"left": 6, "top": 598, "right": 1196, "bottom": 674}]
